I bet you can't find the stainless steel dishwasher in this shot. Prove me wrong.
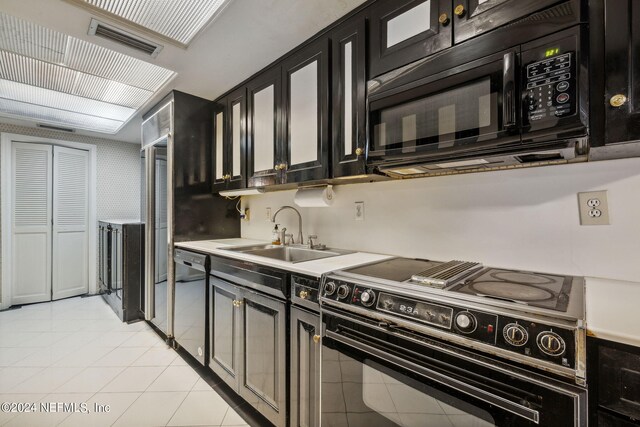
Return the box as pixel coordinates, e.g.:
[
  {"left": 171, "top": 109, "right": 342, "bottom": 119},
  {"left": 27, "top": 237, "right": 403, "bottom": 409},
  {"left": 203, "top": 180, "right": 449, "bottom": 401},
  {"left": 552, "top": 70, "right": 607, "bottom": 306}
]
[{"left": 173, "top": 248, "right": 210, "bottom": 365}]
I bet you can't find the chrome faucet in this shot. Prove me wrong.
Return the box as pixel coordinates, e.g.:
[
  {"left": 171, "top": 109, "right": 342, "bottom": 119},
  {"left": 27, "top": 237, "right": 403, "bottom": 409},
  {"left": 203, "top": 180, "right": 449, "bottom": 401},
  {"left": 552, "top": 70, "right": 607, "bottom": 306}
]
[{"left": 272, "top": 206, "right": 303, "bottom": 245}]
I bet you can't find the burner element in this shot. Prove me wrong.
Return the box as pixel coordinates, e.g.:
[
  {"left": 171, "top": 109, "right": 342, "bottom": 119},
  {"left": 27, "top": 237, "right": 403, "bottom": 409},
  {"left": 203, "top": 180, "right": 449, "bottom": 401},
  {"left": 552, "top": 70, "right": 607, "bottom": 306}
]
[
  {"left": 491, "top": 271, "right": 556, "bottom": 285},
  {"left": 470, "top": 282, "right": 555, "bottom": 302}
]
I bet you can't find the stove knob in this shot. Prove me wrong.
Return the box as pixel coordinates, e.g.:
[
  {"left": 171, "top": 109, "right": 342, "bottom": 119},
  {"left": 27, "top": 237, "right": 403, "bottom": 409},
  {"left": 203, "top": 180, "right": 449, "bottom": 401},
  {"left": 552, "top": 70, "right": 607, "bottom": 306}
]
[
  {"left": 503, "top": 323, "right": 528, "bottom": 347},
  {"left": 537, "top": 331, "right": 565, "bottom": 357},
  {"left": 454, "top": 312, "right": 477, "bottom": 333},
  {"left": 324, "top": 282, "right": 336, "bottom": 295},
  {"left": 360, "top": 290, "right": 376, "bottom": 307},
  {"left": 337, "top": 285, "right": 350, "bottom": 300}
]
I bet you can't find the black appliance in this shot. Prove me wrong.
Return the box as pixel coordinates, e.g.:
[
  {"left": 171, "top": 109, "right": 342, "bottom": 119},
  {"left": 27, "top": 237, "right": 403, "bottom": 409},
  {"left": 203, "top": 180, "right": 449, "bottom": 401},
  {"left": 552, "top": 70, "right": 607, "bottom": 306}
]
[
  {"left": 98, "top": 220, "right": 144, "bottom": 322},
  {"left": 319, "top": 258, "right": 587, "bottom": 426},
  {"left": 173, "top": 248, "right": 209, "bottom": 365},
  {"left": 367, "top": 18, "right": 589, "bottom": 177}
]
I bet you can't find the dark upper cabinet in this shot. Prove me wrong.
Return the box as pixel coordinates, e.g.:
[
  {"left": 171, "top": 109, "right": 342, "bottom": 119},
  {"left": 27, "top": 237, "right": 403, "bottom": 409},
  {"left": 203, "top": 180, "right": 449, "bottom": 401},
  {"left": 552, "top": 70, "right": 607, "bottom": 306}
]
[
  {"left": 247, "top": 66, "right": 282, "bottom": 188},
  {"left": 369, "top": 0, "right": 452, "bottom": 78},
  {"left": 604, "top": 0, "right": 640, "bottom": 145},
  {"left": 331, "top": 13, "right": 367, "bottom": 178},
  {"left": 451, "top": 0, "right": 564, "bottom": 44},
  {"left": 212, "top": 87, "right": 247, "bottom": 193},
  {"left": 281, "top": 37, "right": 330, "bottom": 184}
]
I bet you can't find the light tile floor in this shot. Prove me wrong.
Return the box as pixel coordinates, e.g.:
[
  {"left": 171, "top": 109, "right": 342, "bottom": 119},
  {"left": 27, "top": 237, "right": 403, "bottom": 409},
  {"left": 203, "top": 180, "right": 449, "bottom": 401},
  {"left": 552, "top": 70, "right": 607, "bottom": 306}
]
[{"left": 0, "top": 296, "right": 249, "bottom": 427}]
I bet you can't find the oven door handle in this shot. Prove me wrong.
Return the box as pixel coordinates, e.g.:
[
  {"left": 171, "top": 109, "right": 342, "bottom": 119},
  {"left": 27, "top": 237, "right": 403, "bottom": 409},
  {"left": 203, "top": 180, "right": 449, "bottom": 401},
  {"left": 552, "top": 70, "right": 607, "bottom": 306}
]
[
  {"left": 325, "top": 329, "right": 540, "bottom": 424},
  {"left": 503, "top": 51, "right": 517, "bottom": 130}
]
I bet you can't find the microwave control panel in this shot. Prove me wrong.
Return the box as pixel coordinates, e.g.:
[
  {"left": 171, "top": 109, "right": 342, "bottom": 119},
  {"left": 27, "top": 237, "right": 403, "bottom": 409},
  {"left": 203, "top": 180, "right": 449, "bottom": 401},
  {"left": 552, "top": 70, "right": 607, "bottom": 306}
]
[{"left": 524, "top": 52, "right": 576, "bottom": 123}]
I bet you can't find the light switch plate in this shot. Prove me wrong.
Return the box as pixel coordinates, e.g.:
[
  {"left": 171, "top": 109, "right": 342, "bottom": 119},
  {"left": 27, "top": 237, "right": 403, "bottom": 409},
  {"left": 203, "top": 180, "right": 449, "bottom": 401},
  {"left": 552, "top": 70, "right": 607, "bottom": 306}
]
[
  {"left": 578, "top": 191, "right": 610, "bottom": 225},
  {"left": 355, "top": 201, "right": 364, "bottom": 221}
]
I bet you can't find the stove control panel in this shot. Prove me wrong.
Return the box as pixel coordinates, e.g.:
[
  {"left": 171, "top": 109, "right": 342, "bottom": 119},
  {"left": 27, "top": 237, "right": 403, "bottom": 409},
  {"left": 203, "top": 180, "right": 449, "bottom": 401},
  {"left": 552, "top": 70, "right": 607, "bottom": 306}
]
[
  {"left": 321, "top": 281, "right": 499, "bottom": 346},
  {"left": 497, "top": 316, "right": 575, "bottom": 369}
]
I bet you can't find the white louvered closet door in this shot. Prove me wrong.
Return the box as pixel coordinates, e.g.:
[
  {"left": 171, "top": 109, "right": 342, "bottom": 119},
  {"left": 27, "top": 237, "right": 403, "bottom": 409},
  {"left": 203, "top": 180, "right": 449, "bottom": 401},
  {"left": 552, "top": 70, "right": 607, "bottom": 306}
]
[
  {"left": 52, "top": 146, "right": 89, "bottom": 300},
  {"left": 11, "top": 143, "right": 53, "bottom": 305}
]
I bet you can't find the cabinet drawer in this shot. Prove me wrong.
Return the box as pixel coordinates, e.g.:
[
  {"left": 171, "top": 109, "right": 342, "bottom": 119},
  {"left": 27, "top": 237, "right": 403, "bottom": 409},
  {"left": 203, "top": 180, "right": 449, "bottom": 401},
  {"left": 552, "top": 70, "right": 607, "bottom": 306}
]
[
  {"left": 291, "top": 275, "right": 320, "bottom": 311},
  {"left": 210, "top": 255, "right": 287, "bottom": 299}
]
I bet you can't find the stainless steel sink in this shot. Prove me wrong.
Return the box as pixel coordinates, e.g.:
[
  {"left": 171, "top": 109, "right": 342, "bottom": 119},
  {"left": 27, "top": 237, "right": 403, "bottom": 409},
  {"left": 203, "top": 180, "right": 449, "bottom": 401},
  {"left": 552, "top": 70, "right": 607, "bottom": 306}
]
[{"left": 222, "top": 244, "right": 352, "bottom": 263}]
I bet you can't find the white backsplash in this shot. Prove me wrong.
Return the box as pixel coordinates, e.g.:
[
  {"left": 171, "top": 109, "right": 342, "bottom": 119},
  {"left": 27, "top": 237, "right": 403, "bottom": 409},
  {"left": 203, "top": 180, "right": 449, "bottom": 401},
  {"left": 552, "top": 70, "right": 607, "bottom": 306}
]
[{"left": 241, "top": 158, "right": 640, "bottom": 283}]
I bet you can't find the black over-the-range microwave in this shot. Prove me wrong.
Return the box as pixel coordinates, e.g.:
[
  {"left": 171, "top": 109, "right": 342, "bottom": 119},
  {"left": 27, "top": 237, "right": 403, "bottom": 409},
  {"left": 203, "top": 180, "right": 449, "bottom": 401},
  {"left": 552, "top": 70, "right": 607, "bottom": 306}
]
[{"left": 366, "top": 19, "right": 590, "bottom": 178}]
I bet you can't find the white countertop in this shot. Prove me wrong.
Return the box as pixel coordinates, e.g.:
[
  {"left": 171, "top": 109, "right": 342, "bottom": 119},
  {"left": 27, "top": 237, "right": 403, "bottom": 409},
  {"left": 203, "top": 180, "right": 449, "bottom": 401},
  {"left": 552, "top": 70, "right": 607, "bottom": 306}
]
[
  {"left": 175, "top": 238, "right": 394, "bottom": 277},
  {"left": 585, "top": 277, "right": 640, "bottom": 347},
  {"left": 177, "top": 239, "right": 640, "bottom": 347}
]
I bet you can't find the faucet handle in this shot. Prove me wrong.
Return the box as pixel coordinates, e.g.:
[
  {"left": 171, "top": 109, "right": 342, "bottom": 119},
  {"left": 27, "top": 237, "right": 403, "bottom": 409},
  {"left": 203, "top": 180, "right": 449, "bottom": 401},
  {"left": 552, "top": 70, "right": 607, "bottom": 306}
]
[
  {"left": 308, "top": 235, "right": 318, "bottom": 248},
  {"left": 285, "top": 234, "right": 294, "bottom": 245}
]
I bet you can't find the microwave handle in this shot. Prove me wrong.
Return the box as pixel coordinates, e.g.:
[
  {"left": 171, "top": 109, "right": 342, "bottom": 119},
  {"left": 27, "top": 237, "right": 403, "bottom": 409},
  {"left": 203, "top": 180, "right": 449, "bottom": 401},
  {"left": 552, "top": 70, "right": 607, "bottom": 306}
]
[{"left": 503, "top": 51, "right": 517, "bottom": 129}]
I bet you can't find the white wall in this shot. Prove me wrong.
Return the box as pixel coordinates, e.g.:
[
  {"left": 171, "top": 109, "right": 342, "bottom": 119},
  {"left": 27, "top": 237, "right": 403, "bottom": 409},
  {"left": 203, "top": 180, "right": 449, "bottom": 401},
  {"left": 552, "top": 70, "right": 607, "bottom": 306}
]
[
  {"left": 241, "top": 158, "right": 640, "bottom": 283},
  {"left": 0, "top": 123, "right": 141, "bottom": 304}
]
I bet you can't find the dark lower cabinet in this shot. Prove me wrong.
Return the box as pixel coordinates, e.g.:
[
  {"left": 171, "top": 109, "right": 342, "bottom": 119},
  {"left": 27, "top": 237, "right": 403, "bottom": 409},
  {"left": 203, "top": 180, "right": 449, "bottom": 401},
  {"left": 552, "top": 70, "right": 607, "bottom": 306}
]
[
  {"left": 588, "top": 337, "right": 640, "bottom": 426},
  {"left": 331, "top": 13, "right": 368, "bottom": 178},
  {"left": 290, "top": 306, "right": 321, "bottom": 427},
  {"left": 209, "top": 275, "right": 287, "bottom": 427},
  {"left": 369, "top": 0, "right": 452, "bottom": 78},
  {"left": 604, "top": 0, "right": 640, "bottom": 145}
]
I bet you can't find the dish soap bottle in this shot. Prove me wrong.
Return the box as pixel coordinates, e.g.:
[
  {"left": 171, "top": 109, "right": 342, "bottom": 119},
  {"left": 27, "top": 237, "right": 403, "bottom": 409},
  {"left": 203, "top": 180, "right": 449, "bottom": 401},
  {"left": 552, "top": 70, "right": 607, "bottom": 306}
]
[{"left": 271, "top": 224, "right": 281, "bottom": 245}]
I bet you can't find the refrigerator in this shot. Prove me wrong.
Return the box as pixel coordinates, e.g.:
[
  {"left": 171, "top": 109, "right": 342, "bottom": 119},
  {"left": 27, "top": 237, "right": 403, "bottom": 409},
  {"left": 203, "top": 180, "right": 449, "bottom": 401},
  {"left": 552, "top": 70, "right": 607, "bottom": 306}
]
[{"left": 141, "top": 90, "right": 240, "bottom": 339}]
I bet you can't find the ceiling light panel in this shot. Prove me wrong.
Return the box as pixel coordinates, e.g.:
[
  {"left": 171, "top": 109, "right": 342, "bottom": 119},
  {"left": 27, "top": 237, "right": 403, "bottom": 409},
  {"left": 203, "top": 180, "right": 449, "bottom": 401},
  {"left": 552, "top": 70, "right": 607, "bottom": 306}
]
[
  {"left": 0, "top": 79, "right": 135, "bottom": 121},
  {"left": 0, "top": 13, "right": 67, "bottom": 64},
  {"left": 0, "top": 51, "right": 77, "bottom": 93},
  {"left": 0, "top": 12, "right": 176, "bottom": 134},
  {"left": 78, "top": 0, "right": 232, "bottom": 45},
  {"left": 0, "top": 98, "right": 123, "bottom": 133}
]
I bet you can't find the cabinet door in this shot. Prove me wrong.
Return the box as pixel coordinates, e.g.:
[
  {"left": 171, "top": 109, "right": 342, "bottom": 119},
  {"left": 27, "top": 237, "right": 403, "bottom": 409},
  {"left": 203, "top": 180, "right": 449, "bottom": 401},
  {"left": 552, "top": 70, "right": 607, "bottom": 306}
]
[
  {"left": 282, "top": 38, "right": 330, "bottom": 183},
  {"left": 209, "top": 277, "right": 241, "bottom": 392},
  {"left": 604, "top": 0, "right": 640, "bottom": 145},
  {"left": 452, "top": 0, "right": 562, "bottom": 44},
  {"left": 247, "top": 66, "right": 282, "bottom": 187},
  {"left": 290, "top": 307, "right": 320, "bottom": 427},
  {"left": 331, "top": 15, "right": 367, "bottom": 178},
  {"left": 211, "top": 101, "right": 228, "bottom": 193},
  {"left": 226, "top": 87, "right": 247, "bottom": 190},
  {"left": 239, "top": 290, "right": 287, "bottom": 427},
  {"left": 369, "top": 0, "right": 452, "bottom": 78}
]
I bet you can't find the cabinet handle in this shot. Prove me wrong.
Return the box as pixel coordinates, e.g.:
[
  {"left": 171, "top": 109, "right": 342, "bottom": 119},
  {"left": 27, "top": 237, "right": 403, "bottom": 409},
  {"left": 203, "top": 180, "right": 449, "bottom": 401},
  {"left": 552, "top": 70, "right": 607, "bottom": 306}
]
[
  {"left": 223, "top": 174, "right": 231, "bottom": 180},
  {"left": 274, "top": 164, "right": 281, "bottom": 171},
  {"left": 313, "top": 335, "right": 321, "bottom": 344},
  {"left": 355, "top": 147, "right": 364, "bottom": 156},
  {"left": 233, "top": 300, "right": 243, "bottom": 307},
  {"left": 438, "top": 13, "right": 450, "bottom": 26},
  {"left": 610, "top": 94, "right": 627, "bottom": 108},
  {"left": 299, "top": 290, "right": 309, "bottom": 299},
  {"left": 279, "top": 163, "right": 287, "bottom": 171},
  {"left": 454, "top": 4, "right": 466, "bottom": 17}
]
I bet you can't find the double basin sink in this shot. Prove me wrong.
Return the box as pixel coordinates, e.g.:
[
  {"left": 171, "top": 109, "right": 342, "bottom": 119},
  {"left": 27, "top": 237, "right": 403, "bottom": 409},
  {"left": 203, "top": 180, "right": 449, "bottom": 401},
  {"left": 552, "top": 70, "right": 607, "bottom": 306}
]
[{"left": 222, "top": 243, "right": 353, "bottom": 263}]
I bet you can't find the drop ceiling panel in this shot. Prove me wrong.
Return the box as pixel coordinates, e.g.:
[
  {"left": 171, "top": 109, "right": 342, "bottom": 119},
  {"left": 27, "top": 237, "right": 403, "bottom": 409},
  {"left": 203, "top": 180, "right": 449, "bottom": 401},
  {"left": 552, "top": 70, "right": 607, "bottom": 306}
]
[
  {"left": 0, "top": 11, "right": 175, "bottom": 134},
  {"left": 77, "top": 0, "right": 232, "bottom": 45},
  {"left": 0, "top": 98, "right": 123, "bottom": 133},
  {"left": 65, "top": 37, "right": 174, "bottom": 91}
]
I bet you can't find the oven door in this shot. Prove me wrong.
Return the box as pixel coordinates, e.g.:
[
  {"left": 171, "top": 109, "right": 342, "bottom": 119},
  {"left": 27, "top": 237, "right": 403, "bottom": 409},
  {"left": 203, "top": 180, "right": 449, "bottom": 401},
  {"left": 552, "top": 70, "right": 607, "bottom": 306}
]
[
  {"left": 321, "top": 309, "right": 586, "bottom": 427},
  {"left": 368, "top": 49, "right": 520, "bottom": 166}
]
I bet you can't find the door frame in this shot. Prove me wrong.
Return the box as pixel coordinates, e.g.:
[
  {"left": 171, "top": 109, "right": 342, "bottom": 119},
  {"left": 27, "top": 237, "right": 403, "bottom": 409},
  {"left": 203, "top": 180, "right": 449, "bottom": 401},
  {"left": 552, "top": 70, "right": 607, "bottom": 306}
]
[{"left": 1, "top": 133, "right": 97, "bottom": 309}]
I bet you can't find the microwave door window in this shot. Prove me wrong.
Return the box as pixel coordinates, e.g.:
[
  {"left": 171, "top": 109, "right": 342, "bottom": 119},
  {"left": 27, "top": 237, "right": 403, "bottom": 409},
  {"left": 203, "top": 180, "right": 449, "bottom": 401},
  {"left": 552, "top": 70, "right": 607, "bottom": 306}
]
[{"left": 372, "top": 77, "right": 499, "bottom": 155}]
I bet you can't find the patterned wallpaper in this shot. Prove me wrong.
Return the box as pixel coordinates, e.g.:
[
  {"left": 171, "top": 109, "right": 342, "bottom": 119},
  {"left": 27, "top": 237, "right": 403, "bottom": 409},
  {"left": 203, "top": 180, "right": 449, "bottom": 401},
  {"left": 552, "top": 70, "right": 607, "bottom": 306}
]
[{"left": 0, "top": 123, "right": 142, "bottom": 305}]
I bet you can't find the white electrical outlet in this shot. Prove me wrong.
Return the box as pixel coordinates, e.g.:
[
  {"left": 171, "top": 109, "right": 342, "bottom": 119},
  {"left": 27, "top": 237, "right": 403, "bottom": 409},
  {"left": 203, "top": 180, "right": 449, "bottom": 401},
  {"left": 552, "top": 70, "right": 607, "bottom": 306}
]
[
  {"left": 578, "top": 191, "right": 610, "bottom": 225},
  {"left": 355, "top": 201, "right": 365, "bottom": 221},
  {"left": 266, "top": 207, "right": 272, "bottom": 222}
]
